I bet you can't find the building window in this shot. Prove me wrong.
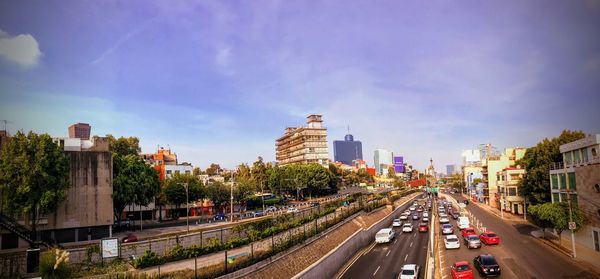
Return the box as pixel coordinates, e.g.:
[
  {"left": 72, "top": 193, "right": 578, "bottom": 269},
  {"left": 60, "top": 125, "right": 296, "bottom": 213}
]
[
  {"left": 508, "top": 188, "right": 517, "bottom": 197},
  {"left": 593, "top": 230, "right": 599, "bottom": 252},
  {"left": 166, "top": 170, "right": 172, "bottom": 175},
  {"left": 552, "top": 193, "right": 560, "bottom": 203},
  {"left": 582, "top": 148, "right": 589, "bottom": 163},
  {"left": 574, "top": 149, "right": 581, "bottom": 164},
  {"left": 567, "top": 172, "right": 576, "bottom": 190},
  {"left": 565, "top": 152, "right": 572, "bottom": 165},
  {"left": 551, "top": 174, "right": 559, "bottom": 189},
  {"left": 595, "top": 184, "right": 600, "bottom": 193},
  {"left": 185, "top": 170, "right": 191, "bottom": 174},
  {"left": 559, "top": 173, "right": 566, "bottom": 189},
  {"left": 570, "top": 194, "right": 578, "bottom": 206},
  {"left": 175, "top": 170, "right": 180, "bottom": 175}
]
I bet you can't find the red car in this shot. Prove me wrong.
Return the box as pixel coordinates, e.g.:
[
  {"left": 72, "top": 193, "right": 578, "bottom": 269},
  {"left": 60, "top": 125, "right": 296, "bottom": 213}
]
[
  {"left": 418, "top": 222, "right": 429, "bottom": 232},
  {"left": 461, "top": 228, "right": 477, "bottom": 238},
  {"left": 451, "top": 261, "right": 474, "bottom": 279},
  {"left": 121, "top": 233, "right": 138, "bottom": 243},
  {"left": 479, "top": 232, "right": 500, "bottom": 245}
]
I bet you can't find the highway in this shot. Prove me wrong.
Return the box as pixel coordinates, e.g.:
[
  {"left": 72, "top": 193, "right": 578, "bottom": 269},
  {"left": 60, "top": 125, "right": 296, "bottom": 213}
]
[
  {"left": 340, "top": 194, "right": 430, "bottom": 279},
  {"left": 438, "top": 192, "right": 600, "bottom": 279}
]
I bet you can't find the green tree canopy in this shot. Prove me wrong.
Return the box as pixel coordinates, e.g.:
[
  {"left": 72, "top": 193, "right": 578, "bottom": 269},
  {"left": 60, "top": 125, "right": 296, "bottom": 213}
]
[
  {"left": 251, "top": 157, "right": 269, "bottom": 191},
  {"left": 112, "top": 155, "right": 160, "bottom": 223},
  {"left": 106, "top": 134, "right": 141, "bottom": 156},
  {"left": 0, "top": 131, "right": 70, "bottom": 241},
  {"left": 163, "top": 173, "right": 204, "bottom": 211},
  {"left": 206, "top": 181, "right": 230, "bottom": 213},
  {"left": 518, "top": 130, "right": 586, "bottom": 204},
  {"left": 205, "top": 163, "right": 222, "bottom": 176},
  {"left": 528, "top": 202, "right": 586, "bottom": 239},
  {"left": 387, "top": 166, "right": 396, "bottom": 178}
]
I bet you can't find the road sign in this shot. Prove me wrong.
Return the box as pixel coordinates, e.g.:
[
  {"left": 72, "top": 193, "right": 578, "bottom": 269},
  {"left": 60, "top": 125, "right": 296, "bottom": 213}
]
[{"left": 568, "top": 222, "right": 576, "bottom": 230}]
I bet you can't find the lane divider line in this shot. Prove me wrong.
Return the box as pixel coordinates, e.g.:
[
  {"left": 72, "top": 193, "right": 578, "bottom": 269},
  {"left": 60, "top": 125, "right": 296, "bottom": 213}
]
[{"left": 373, "top": 265, "right": 380, "bottom": 276}]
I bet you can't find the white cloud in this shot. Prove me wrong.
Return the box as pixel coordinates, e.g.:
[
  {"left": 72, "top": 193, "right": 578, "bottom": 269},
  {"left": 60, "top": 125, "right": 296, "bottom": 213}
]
[{"left": 0, "top": 29, "right": 42, "bottom": 68}]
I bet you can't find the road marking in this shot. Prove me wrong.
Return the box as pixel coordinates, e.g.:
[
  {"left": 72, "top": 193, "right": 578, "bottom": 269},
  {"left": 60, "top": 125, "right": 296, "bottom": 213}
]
[
  {"left": 404, "top": 254, "right": 409, "bottom": 261},
  {"left": 413, "top": 233, "right": 417, "bottom": 238},
  {"left": 386, "top": 250, "right": 391, "bottom": 257},
  {"left": 393, "top": 239, "right": 397, "bottom": 244},
  {"left": 410, "top": 241, "right": 413, "bottom": 247},
  {"left": 373, "top": 265, "right": 380, "bottom": 276}
]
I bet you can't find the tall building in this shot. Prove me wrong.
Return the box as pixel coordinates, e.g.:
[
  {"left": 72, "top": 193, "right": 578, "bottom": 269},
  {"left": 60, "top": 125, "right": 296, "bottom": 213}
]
[
  {"left": 374, "top": 148, "right": 393, "bottom": 175},
  {"left": 482, "top": 147, "right": 526, "bottom": 207},
  {"left": 548, "top": 134, "right": 600, "bottom": 269},
  {"left": 446, "top": 164, "right": 458, "bottom": 175},
  {"left": 333, "top": 133, "right": 363, "bottom": 165},
  {"left": 394, "top": 156, "right": 404, "bottom": 173},
  {"left": 68, "top": 123, "right": 91, "bottom": 140},
  {"left": 276, "top": 114, "right": 329, "bottom": 166}
]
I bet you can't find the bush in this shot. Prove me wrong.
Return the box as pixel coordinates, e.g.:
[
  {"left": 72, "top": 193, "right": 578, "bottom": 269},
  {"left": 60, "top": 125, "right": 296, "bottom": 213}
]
[
  {"left": 40, "top": 249, "right": 71, "bottom": 279},
  {"left": 132, "top": 250, "right": 165, "bottom": 269},
  {"left": 204, "top": 237, "right": 222, "bottom": 254},
  {"left": 225, "top": 236, "right": 250, "bottom": 249}
]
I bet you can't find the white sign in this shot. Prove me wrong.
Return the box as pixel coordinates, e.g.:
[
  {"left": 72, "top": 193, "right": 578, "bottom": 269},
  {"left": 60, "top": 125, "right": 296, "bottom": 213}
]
[
  {"left": 101, "top": 238, "right": 119, "bottom": 259},
  {"left": 568, "top": 222, "right": 576, "bottom": 230}
]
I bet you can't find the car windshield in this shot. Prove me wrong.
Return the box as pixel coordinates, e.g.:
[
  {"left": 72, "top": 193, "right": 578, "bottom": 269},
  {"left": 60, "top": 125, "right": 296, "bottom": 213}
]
[
  {"left": 401, "top": 269, "right": 415, "bottom": 275},
  {"left": 481, "top": 256, "right": 498, "bottom": 265},
  {"left": 404, "top": 224, "right": 411, "bottom": 227},
  {"left": 467, "top": 235, "right": 479, "bottom": 240},
  {"left": 486, "top": 233, "right": 497, "bottom": 237},
  {"left": 455, "top": 264, "right": 470, "bottom": 272},
  {"left": 447, "top": 238, "right": 458, "bottom": 242}
]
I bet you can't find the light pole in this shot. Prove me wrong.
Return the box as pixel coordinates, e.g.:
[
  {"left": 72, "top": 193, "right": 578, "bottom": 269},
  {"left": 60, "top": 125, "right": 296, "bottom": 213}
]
[
  {"left": 230, "top": 172, "right": 234, "bottom": 222},
  {"left": 500, "top": 187, "right": 504, "bottom": 219},
  {"left": 260, "top": 180, "right": 265, "bottom": 212},
  {"left": 180, "top": 182, "right": 190, "bottom": 234},
  {"left": 566, "top": 189, "right": 577, "bottom": 258}
]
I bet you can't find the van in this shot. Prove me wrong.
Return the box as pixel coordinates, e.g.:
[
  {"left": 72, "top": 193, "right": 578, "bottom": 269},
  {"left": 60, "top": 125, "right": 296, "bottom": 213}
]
[
  {"left": 375, "top": 228, "right": 395, "bottom": 243},
  {"left": 457, "top": 216, "right": 470, "bottom": 229}
]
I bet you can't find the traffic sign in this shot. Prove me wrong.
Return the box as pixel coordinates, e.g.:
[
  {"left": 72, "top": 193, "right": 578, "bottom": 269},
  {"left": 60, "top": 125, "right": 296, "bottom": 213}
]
[{"left": 568, "top": 222, "right": 576, "bottom": 230}]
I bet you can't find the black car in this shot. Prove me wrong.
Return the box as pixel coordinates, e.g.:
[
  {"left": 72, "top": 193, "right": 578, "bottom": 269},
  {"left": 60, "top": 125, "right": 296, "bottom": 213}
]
[
  {"left": 451, "top": 212, "right": 459, "bottom": 219},
  {"left": 473, "top": 254, "right": 501, "bottom": 277},
  {"left": 464, "top": 200, "right": 470, "bottom": 205}
]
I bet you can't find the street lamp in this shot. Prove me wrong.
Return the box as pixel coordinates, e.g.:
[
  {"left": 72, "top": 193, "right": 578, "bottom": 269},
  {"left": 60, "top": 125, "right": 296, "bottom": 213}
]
[
  {"left": 179, "top": 182, "right": 190, "bottom": 234},
  {"left": 230, "top": 172, "right": 234, "bottom": 223},
  {"left": 565, "top": 189, "right": 577, "bottom": 258}
]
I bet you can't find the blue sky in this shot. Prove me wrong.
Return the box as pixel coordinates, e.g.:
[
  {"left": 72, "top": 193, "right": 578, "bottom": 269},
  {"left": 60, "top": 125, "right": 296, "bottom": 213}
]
[{"left": 1, "top": 0, "right": 599, "bottom": 171}]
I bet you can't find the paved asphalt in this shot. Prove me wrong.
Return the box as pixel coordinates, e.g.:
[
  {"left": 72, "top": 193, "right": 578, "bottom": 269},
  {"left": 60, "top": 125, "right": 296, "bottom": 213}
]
[
  {"left": 340, "top": 194, "right": 430, "bottom": 279},
  {"left": 439, "top": 193, "right": 599, "bottom": 279}
]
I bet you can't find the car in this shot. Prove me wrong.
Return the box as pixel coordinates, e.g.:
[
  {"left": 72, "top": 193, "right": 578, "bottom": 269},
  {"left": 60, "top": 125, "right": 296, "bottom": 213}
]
[
  {"left": 252, "top": 211, "right": 264, "bottom": 217},
  {"left": 457, "top": 217, "right": 470, "bottom": 229},
  {"left": 441, "top": 224, "right": 454, "bottom": 235},
  {"left": 213, "top": 212, "right": 226, "bottom": 221},
  {"left": 409, "top": 206, "right": 416, "bottom": 211},
  {"left": 418, "top": 222, "right": 429, "bottom": 232},
  {"left": 439, "top": 217, "right": 450, "bottom": 223},
  {"left": 479, "top": 232, "right": 500, "bottom": 245},
  {"left": 310, "top": 202, "right": 320, "bottom": 207},
  {"left": 412, "top": 214, "right": 420, "bottom": 220},
  {"left": 422, "top": 216, "right": 429, "bottom": 222},
  {"left": 393, "top": 219, "right": 402, "bottom": 227},
  {"left": 444, "top": 235, "right": 460, "bottom": 249},
  {"left": 400, "top": 214, "right": 409, "bottom": 220},
  {"left": 463, "top": 200, "right": 470, "bottom": 205},
  {"left": 402, "top": 223, "right": 413, "bottom": 232},
  {"left": 461, "top": 228, "right": 477, "bottom": 238},
  {"left": 287, "top": 207, "right": 299, "bottom": 213},
  {"left": 473, "top": 254, "right": 501, "bottom": 277},
  {"left": 439, "top": 212, "right": 448, "bottom": 218},
  {"left": 464, "top": 235, "right": 482, "bottom": 249},
  {"left": 399, "top": 264, "right": 420, "bottom": 279},
  {"left": 121, "top": 233, "right": 138, "bottom": 243},
  {"left": 450, "top": 212, "right": 459, "bottom": 220},
  {"left": 423, "top": 212, "right": 429, "bottom": 218},
  {"left": 416, "top": 207, "right": 424, "bottom": 212},
  {"left": 375, "top": 228, "right": 395, "bottom": 243},
  {"left": 265, "top": 206, "right": 277, "bottom": 212},
  {"left": 451, "top": 261, "right": 474, "bottom": 279}
]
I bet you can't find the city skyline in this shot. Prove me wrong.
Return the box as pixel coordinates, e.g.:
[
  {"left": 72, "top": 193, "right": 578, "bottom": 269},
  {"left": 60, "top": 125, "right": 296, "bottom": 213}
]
[{"left": 1, "top": 1, "right": 600, "bottom": 170}]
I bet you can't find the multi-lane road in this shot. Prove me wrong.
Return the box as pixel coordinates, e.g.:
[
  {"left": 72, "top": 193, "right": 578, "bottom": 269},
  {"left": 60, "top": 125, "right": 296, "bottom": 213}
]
[
  {"left": 439, "top": 192, "right": 600, "bottom": 279},
  {"left": 340, "top": 194, "right": 431, "bottom": 279}
]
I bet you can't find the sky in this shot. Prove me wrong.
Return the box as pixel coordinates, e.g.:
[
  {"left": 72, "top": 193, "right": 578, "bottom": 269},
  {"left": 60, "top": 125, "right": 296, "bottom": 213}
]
[{"left": 1, "top": 0, "right": 599, "bottom": 171}]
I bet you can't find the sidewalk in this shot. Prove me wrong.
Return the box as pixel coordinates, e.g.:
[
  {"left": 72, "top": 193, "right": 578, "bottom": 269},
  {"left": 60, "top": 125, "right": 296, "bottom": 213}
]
[{"left": 459, "top": 193, "right": 528, "bottom": 223}]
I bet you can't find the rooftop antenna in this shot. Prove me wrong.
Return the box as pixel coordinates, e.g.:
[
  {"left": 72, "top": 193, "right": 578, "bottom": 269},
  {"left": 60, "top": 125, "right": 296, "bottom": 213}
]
[{"left": 347, "top": 125, "right": 350, "bottom": 134}]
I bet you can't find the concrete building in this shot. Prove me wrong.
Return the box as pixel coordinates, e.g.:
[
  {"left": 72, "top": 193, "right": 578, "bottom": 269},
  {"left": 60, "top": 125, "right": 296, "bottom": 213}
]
[
  {"left": 276, "top": 114, "right": 329, "bottom": 166},
  {"left": 333, "top": 133, "right": 363, "bottom": 166},
  {"left": 374, "top": 148, "right": 393, "bottom": 175},
  {"left": 482, "top": 147, "right": 526, "bottom": 207},
  {"left": 1, "top": 136, "right": 113, "bottom": 249},
  {"left": 497, "top": 167, "right": 526, "bottom": 214},
  {"left": 165, "top": 164, "right": 193, "bottom": 179},
  {"left": 68, "top": 122, "right": 91, "bottom": 140},
  {"left": 548, "top": 134, "right": 600, "bottom": 269}
]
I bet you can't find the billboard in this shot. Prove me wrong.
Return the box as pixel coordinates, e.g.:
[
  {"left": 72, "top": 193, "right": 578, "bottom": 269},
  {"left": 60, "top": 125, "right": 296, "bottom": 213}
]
[{"left": 393, "top": 156, "right": 404, "bottom": 173}]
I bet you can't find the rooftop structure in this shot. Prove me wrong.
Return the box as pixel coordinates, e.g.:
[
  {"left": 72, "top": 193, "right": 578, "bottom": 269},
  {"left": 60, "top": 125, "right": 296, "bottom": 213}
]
[{"left": 275, "top": 114, "right": 329, "bottom": 166}]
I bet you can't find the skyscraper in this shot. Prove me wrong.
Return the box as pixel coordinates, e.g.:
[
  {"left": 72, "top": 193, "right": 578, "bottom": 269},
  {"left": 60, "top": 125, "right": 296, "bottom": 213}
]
[
  {"left": 333, "top": 133, "right": 363, "bottom": 165},
  {"left": 374, "top": 149, "right": 393, "bottom": 175}
]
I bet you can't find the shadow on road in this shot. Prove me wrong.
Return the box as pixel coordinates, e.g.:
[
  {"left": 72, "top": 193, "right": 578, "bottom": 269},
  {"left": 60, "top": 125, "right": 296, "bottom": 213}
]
[{"left": 513, "top": 223, "right": 538, "bottom": 236}]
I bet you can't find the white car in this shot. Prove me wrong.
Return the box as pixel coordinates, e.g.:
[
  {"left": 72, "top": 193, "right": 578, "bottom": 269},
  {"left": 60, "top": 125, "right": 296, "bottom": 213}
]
[
  {"left": 399, "top": 214, "right": 408, "bottom": 220},
  {"left": 402, "top": 223, "right": 413, "bottom": 233},
  {"left": 439, "top": 217, "right": 450, "bottom": 223},
  {"left": 399, "top": 264, "right": 420, "bottom": 279},
  {"left": 409, "top": 206, "right": 416, "bottom": 211},
  {"left": 423, "top": 212, "right": 429, "bottom": 218},
  {"left": 444, "top": 235, "right": 460, "bottom": 249},
  {"left": 287, "top": 207, "right": 299, "bottom": 213},
  {"left": 422, "top": 216, "right": 429, "bottom": 222},
  {"left": 392, "top": 219, "right": 402, "bottom": 227},
  {"left": 375, "top": 228, "right": 395, "bottom": 243}
]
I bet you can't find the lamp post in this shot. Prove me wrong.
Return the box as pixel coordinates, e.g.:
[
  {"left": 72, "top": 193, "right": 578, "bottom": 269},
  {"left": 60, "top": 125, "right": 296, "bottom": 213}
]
[
  {"left": 180, "top": 182, "right": 190, "bottom": 234},
  {"left": 230, "top": 172, "right": 234, "bottom": 223},
  {"left": 500, "top": 187, "right": 504, "bottom": 219},
  {"left": 566, "top": 189, "right": 577, "bottom": 258}
]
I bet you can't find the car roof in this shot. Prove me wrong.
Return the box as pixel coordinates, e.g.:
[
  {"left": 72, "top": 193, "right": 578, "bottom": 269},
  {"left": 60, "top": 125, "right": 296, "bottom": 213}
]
[
  {"left": 379, "top": 228, "right": 393, "bottom": 233},
  {"left": 482, "top": 231, "right": 495, "bottom": 234},
  {"left": 402, "top": 264, "right": 417, "bottom": 269},
  {"left": 446, "top": 235, "right": 458, "bottom": 239},
  {"left": 454, "top": 261, "right": 469, "bottom": 266}
]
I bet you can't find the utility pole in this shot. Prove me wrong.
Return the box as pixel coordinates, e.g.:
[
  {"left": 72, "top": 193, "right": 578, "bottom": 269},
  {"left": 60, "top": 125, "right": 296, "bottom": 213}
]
[
  {"left": 566, "top": 189, "right": 577, "bottom": 258},
  {"left": 500, "top": 187, "right": 504, "bottom": 219},
  {"left": 230, "top": 172, "right": 234, "bottom": 222},
  {"left": 181, "top": 183, "right": 189, "bottom": 234}
]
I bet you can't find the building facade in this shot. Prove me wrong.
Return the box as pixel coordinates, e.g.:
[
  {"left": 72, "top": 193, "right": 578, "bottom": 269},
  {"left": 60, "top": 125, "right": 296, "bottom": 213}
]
[
  {"left": 276, "top": 114, "right": 329, "bottom": 166},
  {"left": 68, "top": 122, "right": 91, "bottom": 140},
  {"left": 548, "top": 134, "right": 600, "bottom": 269},
  {"left": 446, "top": 164, "right": 459, "bottom": 176},
  {"left": 497, "top": 167, "right": 525, "bottom": 214},
  {"left": 482, "top": 147, "right": 526, "bottom": 207},
  {"left": 374, "top": 148, "right": 393, "bottom": 175},
  {"left": 333, "top": 134, "right": 363, "bottom": 166},
  {"left": 394, "top": 156, "right": 405, "bottom": 173}
]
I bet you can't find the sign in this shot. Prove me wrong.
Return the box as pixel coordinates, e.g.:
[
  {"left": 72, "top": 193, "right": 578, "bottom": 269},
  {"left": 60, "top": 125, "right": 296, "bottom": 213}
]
[
  {"left": 101, "top": 238, "right": 119, "bottom": 259},
  {"left": 568, "top": 222, "right": 576, "bottom": 230}
]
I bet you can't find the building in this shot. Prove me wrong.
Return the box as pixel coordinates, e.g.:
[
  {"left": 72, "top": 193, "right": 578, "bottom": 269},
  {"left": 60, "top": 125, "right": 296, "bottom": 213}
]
[
  {"left": 394, "top": 156, "right": 404, "bottom": 173},
  {"left": 276, "top": 114, "right": 329, "bottom": 166},
  {"left": 497, "top": 167, "right": 525, "bottom": 214},
  {"left": 141, "top": 147, "right": 178, "bottom": 181},
  {"left": 1, "top": 135, "right": 113, "bottom": 250},
  {"left": 548, "top": 134, "right": 600, "bottom": 269},
  {"left": 165, "top": 164, "right": 193, "bottom": 179},
  {"left": 446, "top": 164, "right": 459, "bottom": 176},
  {"left": 461, "top": 149, "right": 482, "bottom": 165},
  {"left": 374, "top": 148, "right": 393, "bottom": 175},
  {"left": 482, "top": 147, "right": 526, "bottom": 208},
  {"left": 68, "top": 122, "right": 91, "bottom": 140},
  {"left": 333, "top": 133, "right": 363, "bottom": 165}
]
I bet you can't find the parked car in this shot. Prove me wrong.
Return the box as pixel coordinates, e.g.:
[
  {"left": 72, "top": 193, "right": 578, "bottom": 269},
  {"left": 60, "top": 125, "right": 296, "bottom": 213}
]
[
  {"left": 213, "top": 212, "right": 226, "bottom": 221},
  {"left": 441, "top": 224, "right": 454, "bottom": 235},
  {"left": 451, "top": 261, "right": 474, "bottom": 279},
  {"left": 399, "top": 264, "right": 420, "bottom": 279},
  {"left": 287, "top": 207, "right": 299, "bottom": 213},
  {"left": 375, "top": 228, "right": 395, "bottom": 244},
  {"left": 402, "top": 223, "right": 413, "bottom": 233},
  {"left": 393, "top": 218, "right": 402, "bottom": 227},
  {"left": 121, "top": 233, "right": 138, "bottom": 243},
  {"left": 418, "top": 222, "right": 429, "bottom": 232},
  {"left": 409, "top": 206, "right": 416, "bottom": 211},
  {"left": 444, "top": 235, "right": 460, "bottom": 249},
  {"left": 479, "top": 232, "right": 500, "bottom": 245},
  {"left": 464, "top": 235, "right": 482, "bottom": 249},
  {"left": 310, "top": 202, "right": 320, "bottom": 207},
  {"left": 461, "top": 228, "right": 477, "bottom": 238},
  {"left": 252, "top": 211, "right": 264, "bottom": 217},
  {"left": 473, "top": 254, "right": 501, "bottom": 277}
]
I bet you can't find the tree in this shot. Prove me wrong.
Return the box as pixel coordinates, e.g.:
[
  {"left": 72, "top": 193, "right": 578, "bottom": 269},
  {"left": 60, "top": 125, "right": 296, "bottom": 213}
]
[
  {"left": 205, "top": 163, "right": 222, "bottom": 176},
  {"left": 472, "top": 178, "right": 482, "bottom": 187},
  {"left": 0, "top": 131, "right": 70, "bottom": 243},
  {"left": 387, "top": 166, "right": 396, "bottom": 179},
  {"left": 251, "top": 157, "right": 269, "bottom": 192},
  {"left": 528, "top": 202, "right": 586, "bottom": 240},
  {"left": 163, "top": 173, "right": 204, "bottom": 219},
  {"left": 106, "top": 134, "right": 141, "bottom": 156},
  {"left": 112, "top": 155, "right": 160, "bottom": 225},
  {"left": 519, "top": 130, "right": 586, "bottom": 205},
  {"left": 206, "top": 182, "right": 230, "bottom": 213},
  {"left": 192, "top": 167, "right": 203, "bottom": 176}
]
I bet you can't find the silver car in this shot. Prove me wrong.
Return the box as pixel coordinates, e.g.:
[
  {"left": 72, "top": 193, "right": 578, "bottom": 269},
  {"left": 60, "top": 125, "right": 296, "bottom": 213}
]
[
  {"left": 441, "top": 224, "right": 453, "bottom": 235},
  {"left": 464, "top": 234, "right": 482, "bottom": 249}
]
